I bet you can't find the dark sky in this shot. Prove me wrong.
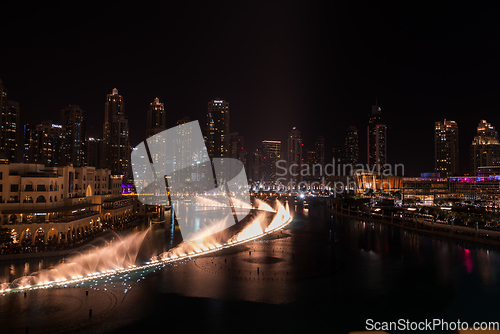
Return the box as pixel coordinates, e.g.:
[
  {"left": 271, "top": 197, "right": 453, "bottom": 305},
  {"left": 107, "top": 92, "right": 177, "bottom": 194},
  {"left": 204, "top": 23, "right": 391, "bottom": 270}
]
[{"left": 1, "top": 2, "right": 500, "bottom": 176}]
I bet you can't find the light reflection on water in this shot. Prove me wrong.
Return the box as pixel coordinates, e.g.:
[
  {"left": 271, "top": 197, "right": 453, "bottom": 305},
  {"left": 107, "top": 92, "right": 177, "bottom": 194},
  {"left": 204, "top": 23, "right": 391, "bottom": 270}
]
[
  {"left": 330, "top": 211, "right": 500, "bottom": 331},
  {"left": 1, "top": 203, "right": 500, "bottom": 333}
]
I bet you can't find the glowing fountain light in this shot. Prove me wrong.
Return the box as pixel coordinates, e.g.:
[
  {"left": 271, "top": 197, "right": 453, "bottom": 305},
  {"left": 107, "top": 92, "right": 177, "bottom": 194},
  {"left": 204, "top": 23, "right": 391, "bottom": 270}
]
[
  {"left": 254, "top": 198, "right": 276, "bottom": 212},
  {"left": 2, "top": 200, "right": 293, "bottom": 294}
]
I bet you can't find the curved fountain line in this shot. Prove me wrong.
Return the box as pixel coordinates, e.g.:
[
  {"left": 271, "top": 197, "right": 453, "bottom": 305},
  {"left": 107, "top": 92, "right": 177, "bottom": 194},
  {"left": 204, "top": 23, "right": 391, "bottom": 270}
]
[{"left": 0, "top": 201, "right": 293, "bottom": 295}]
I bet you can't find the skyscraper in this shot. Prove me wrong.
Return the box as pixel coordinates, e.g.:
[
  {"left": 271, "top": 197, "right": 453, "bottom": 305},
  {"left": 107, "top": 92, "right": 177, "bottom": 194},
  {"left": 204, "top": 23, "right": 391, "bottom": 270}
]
[
  {"left": 344, "top": 126, "right": 359, "bottom": 166},
  {"left": 314, "top": 136, "right": 325, "bottom": 167},
  {"left": 206, "top": 99, "right": 229, "bottom": 158},
  {"left": 86, "top": 137, "right": 104, "bottom": 169},
  {"left": 0, "top": 80, "right": 20, "bottom": 163},
  {"left": 367, "top": 105, "right": 387, "bottom": 173},
  {"left": 470, "top": 119, "right": 500, "bottom": 175},
  {"left": 24, "top": 121, "right": 65, "bottom": 166},
  {"left": 251, "top": 147, "right": 263, "bottom": 183},
  {"left": 103, "top": 88, "right": 129, "bottom": 176},
  {"left": 61, "top": 105, "right": 86, "bottom": 167},
  {"left": 261, "top": 140, "right": 281, "bottom": 184},
  {"left": 229, "top": 132, "right": 246, "bottom": 167},
  {"left": 287, "top": 127, "right": 303, "bottom": 184},
  {"left": 435, "top": 119, "right": 459, "bottom": 177},
  {"left": 23, "top": 124, "right": 36, "bottom": 163},
  {"left": 146, "top": 97, "right": 165, "bottom": 138}
]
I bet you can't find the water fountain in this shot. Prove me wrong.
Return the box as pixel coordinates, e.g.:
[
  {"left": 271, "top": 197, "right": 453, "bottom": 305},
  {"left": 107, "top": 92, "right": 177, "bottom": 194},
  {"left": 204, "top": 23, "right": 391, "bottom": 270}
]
[{"left": 0, "top": 200, "right": 292, "bottom": 294}]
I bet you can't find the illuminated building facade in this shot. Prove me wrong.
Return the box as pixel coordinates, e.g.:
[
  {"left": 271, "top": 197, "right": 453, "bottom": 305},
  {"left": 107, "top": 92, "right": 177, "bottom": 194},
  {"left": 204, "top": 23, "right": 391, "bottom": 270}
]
[
  {"left": 354, "top": 171, "right": 401, "bottom": 193},
  {"left": 401, "top": 176, "right": 449, "bottom": 205},
  {"left": 261, "top": 140, "right": 281, "bottom": 184},
  {"left": 287, "top": 127, "right": 303, "bottom": 184},
  {"left": 470, "top": 119, "right": 500, "bottom": 175},
  {"left": 103, "top": 88, "right": 129, "bottom": 176},
  {"left": 146, "top": 97, "right": 166, "bottom": 138},
  {"left": 24, "top": 121, "right": 65, "bottom": 166},
  {"left": 367, "top": 105, "right": 387, "bottom": 173},
  {"left": 206, "top": 99, "right": 229, "bottom": 158},
  {"left": 61, "top": 105, "right": 86, "bottom": 167},
  {"left": 0, "top": 80, "right": 20, "bottom": 163},
  {"left": 0, "top": 163, "right": 135, "bottom": 244},
  {"left": 344, "top": 126, "right": 359, "bottom": 165},
  {"left": 435, "top": 119, "right": 459, "bottom": 177},
  {"left": 402, "top": 174, "right": 500, "bottom": 205}
]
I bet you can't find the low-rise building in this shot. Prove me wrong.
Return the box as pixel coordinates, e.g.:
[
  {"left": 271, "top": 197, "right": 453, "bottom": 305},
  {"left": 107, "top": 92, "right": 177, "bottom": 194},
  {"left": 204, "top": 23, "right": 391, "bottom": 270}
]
[{"left": 0, "top": 163, "right": 136, "bottom": 245}]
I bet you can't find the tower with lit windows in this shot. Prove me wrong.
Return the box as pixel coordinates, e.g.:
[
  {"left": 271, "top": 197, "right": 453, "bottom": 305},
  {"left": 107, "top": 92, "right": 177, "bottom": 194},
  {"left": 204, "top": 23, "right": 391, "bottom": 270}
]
[
  {"left": 367, "top": 105, "right": 387, "bottom": 173},
  {"left": 287, "top": 127, "right": 303, "bottom": 184},
  {"left": 435, "top": 119, "right": 459, "bottom": 177},
  {"left": 0, "top": 80, "right": 20, "bottom": 163},
  {"left": 344, "top": 126, "right": 359, "bottom": 166},
  {"left": 261, "top": 140, "right": 281, "bottom": 184},
  {"left": 206, "top": 99, "right": 229, "bottom": 158},
  {"left": 61, "top": 105, "right": 86, "bottom": 167},
  {"left": 103, "top": 88, "right": 129, "bottom": 176},
  {"left": 470, "top": 119, "right": 500, "bottom": 175},
  {"left": 146, "top": 97, "right": 166, "bottom": 138}
]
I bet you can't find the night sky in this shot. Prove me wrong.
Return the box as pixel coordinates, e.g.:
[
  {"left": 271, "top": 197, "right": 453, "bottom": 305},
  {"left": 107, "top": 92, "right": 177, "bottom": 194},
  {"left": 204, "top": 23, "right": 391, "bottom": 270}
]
[{"left": 1, "top": 2, "right": 500, "bottom": 176}]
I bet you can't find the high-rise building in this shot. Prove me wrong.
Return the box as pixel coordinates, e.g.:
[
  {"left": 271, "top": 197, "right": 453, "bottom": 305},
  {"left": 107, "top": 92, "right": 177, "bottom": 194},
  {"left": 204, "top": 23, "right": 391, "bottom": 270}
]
[
  {"left": 332, "top": 142, "right": 343, "bottom": 165},
  {"left": 86, "top": 137, "right": 104, "bottom": 169},
  {"left": 24, "top": 121, "right": 65, "bottom": 166},
  {"left": 470, "top": 119, "right": 500, "bottom": 175},
  {"left": 345, "top": 126, "right": 359, "bottom": 166},
  {"left": 0, "top": 80, "right": 20, "bottom": 163},
  {"left": 103, "top": 88, "right": 129, "bottom": 176},
  {"left": 261, "top": 140, "right": 281, "bottom": 184},
  {"left": 251, "top": 147, "right": 263, "bottom": 183},
  {"left": 206, "top": 99, "right": 229, "bottom": 158},
  {"left": 146, "top": 97, "right": 166, "bottom": 138},
  {"left": 344, "top": 126, "right": 359, "bottom": 166},
  {"left": 287, "top": 127, "right": 303, "bottom": 184},
  {"left": 61, "top": 105, "right": 86, "bottom": 167},
  {"left": 23, "top": 124, "right": 37, "bottom": 163},
  {"left": 435, "top": 119, "right": 459, "bottom": 177},
  {"left": 367, "top": 105, "right": 387, "bottom": 173},
  {"left": 314, "top": 136, "right": 325, "bottom": 167},
  {"left": 229, "top": 132, "right": 246, "bottom": 167}
]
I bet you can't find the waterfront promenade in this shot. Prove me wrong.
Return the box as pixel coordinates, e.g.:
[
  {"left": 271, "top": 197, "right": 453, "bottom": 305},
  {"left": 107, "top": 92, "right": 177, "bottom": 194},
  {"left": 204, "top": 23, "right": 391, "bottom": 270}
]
[{"left": 327, "top": 202, "right": 500, "bottom": 248}]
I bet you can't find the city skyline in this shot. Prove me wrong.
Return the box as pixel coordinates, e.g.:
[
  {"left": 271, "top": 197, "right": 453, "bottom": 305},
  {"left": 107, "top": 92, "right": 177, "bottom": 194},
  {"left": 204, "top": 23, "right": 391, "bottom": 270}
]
[
  {"left": 9, "top": 80, "right": 500, "bottom": 178},
  {"left": 2, "top": 4, "right": 500, "bottom": 333}
]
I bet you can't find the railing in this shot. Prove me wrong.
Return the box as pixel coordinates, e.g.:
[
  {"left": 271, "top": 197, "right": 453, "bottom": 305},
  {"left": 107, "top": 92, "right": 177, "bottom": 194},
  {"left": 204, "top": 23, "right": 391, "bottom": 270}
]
[
  {"left": 4, "top": 211, "right": 101, "bottom": 225},
  {"left": 328, "top": 202, "right": 500, "bottom": 244}
]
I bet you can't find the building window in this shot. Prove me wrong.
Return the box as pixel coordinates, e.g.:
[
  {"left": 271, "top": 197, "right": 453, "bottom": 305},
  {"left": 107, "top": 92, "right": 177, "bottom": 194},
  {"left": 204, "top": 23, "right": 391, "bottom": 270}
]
[
  {"left": 10, "top": 184, "right": 18, "bottom": 192},
  {"left": 24, "top": 195, "right": 33, "bottom": 203},
  {"left": 36, "top": 195, "right": 46, "bottom": 203},
  {"left": 36, "top": 184, "right": 46, "bottom": 191}
]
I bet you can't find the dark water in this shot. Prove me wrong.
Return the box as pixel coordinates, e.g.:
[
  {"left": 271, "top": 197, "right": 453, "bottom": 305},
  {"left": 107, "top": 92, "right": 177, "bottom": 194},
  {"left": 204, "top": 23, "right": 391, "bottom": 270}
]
[
  {"left": 3, "top": 203, "right": 500, "bottom": 333},
  {"left": 101, "top": 203, "right": 500, "bottom": 333}
]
